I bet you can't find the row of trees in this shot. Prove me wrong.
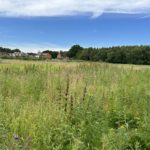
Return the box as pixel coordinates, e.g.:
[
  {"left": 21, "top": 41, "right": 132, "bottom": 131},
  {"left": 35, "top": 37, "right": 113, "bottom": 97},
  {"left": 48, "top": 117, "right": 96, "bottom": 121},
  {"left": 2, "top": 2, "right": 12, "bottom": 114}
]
[
  {"left": 0, "top": 47, "right": 21, "bottom": 53},
  {"left": 1, "top": 45, "right": 150, "bottom": 64},
  {"left": 67, "top": 45, "right": 150, "bottom": 65}
]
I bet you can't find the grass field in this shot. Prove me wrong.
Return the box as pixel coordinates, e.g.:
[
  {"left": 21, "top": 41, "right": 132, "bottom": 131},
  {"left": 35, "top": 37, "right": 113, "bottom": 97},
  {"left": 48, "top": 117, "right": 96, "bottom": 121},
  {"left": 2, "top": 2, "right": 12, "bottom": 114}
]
[{"left": 0, "top": 59, "right": 150, "bottom": 150}]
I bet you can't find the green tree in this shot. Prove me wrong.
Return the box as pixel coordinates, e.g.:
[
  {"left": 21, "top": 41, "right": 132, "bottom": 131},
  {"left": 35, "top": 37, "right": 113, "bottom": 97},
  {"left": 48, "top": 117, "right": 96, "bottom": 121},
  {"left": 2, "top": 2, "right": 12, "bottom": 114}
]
[{"left": 67, "top": 45, "right": 83, "bottom": 58}]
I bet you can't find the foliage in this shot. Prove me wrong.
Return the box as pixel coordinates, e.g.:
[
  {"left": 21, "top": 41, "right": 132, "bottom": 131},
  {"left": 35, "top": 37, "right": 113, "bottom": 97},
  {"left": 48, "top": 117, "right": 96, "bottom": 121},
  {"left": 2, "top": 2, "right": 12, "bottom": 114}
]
[
  {"left": 0, "top": 47, "right": 21, "bottom": 53},
  {"left": 69, "top": 45, "right": 150, "bottom": 65},
  {"left": 67, "top": 45, "right": 84, "bottom": 58}
]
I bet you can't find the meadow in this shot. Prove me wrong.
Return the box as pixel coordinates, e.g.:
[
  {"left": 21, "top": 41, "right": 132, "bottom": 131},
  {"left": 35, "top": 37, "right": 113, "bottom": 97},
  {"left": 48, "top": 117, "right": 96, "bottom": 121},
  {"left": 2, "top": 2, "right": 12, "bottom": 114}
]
[{"left": 0, "top": 59, "right": 150, "bottom": 150}]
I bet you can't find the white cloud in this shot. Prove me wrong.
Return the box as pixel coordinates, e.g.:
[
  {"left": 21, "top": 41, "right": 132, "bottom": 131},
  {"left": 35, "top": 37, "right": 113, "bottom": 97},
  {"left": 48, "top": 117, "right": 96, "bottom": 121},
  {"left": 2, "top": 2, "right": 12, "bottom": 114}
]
[
  {"left": 0, "top": 41, "right": 68, "bottom": 52},
  {"left": 0, "top": 0, "right": 150, "bottom": 17}
]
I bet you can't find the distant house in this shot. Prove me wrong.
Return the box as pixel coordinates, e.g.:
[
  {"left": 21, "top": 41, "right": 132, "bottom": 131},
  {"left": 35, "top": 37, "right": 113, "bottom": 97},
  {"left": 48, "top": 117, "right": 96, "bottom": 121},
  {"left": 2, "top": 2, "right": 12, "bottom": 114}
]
[
  {"left": 0, "top": 52, "right": 12, "bottom": 57},
  {"left": 35, "top": 54, "right": 40, "bottom": 58},
  {"left": 41, "top": 52, "right": 52, "bottom": 59},
  {"left": 21, "top": 52, "right": 28, "bottom": 57},
  {"left": 0, "top": 52, "right": 7, "bottom": 57},
  {"left": 57, "top": 52, "right": 63, "bottom": 59},
  {"left": 35, "top": 52, "right": 41, "bottom": 58},
  {"left": 27, "top": 53, "right": 37, "bottom": 58},
  {"left": 24, "top": 52, "right": 41, "bottom": 58},
  {"left": 12, "top": 52, "right": 22, "bottom": 57}
]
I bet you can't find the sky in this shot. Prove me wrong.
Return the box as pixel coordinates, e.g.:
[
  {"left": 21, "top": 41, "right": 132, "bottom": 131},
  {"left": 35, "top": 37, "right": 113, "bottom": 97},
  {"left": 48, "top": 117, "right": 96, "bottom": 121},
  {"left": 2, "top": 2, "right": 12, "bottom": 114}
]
[{"left": 0, "top": 0, "right": 150, "bottom": 52}]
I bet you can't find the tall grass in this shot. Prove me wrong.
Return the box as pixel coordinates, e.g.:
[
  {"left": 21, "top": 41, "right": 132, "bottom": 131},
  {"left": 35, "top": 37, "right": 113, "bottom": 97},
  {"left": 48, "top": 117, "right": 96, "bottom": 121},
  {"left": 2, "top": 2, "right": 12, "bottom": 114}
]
[{"left": 0, "top": 60, "right": 150, "bottom": 149}]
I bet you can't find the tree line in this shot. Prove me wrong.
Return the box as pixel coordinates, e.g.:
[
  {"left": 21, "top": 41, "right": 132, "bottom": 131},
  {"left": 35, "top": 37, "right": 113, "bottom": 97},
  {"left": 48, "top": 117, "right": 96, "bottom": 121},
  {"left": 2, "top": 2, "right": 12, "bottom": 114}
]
[
  {"left": 67, "top": 45, "right": 150, "bottom": 65},
  {"left": 0, "top": 47, "right": 21, "bottom": 53},
  {"left": 1, "top": 45, "right": 150, "bottom": 64}
]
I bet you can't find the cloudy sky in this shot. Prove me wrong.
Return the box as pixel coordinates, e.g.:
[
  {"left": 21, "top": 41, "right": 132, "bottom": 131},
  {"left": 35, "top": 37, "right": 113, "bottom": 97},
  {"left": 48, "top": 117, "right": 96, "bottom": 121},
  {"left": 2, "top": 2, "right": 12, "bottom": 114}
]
[{"left": 0, "top": 0, "right": 150, "bottom": 52}]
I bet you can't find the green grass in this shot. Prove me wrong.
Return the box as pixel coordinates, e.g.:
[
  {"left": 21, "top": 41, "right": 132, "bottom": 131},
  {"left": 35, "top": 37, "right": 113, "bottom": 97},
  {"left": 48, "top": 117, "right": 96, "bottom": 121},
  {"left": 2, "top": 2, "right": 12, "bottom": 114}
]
[{"left": 0, "top": 59, "right": 150, "bottom": 150}]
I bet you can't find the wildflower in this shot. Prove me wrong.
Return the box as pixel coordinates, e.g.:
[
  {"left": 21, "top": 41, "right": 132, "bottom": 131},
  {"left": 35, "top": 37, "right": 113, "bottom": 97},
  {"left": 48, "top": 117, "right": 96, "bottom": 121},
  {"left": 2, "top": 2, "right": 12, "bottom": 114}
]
[{"left": 13, "top": 134, "right": 19, "bottom": 141}]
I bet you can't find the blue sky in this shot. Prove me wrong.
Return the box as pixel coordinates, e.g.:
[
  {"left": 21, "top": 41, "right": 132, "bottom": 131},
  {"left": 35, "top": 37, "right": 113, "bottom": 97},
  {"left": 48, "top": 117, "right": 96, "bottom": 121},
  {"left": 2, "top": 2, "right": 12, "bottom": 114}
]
[{"left": 0, "top": 0, "right": 150, "bottom": 52}]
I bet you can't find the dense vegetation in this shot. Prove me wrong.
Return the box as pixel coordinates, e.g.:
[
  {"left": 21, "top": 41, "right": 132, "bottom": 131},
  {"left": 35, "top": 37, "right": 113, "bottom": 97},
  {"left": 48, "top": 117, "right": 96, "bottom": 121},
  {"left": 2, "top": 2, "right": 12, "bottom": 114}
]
[
  {"left": 1, "top": 45, "right": 150, "bottom": 65},
  {"left": 1, "top": 44, "right": 150, "bottom": 65},
  {"left": 0, "top": 47, "right": 21, "bottom": 53},
  {"left": 68, "top": 45, "right": 150, "bottom": 65},
  {"left": 0, "top": 60, "right": 150, "bottom": 149}
]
